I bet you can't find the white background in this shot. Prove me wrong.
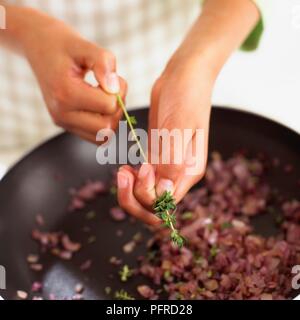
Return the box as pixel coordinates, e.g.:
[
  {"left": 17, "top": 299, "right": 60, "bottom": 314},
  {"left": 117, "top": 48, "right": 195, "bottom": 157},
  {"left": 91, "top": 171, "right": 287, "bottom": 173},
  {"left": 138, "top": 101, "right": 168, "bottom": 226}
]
[{"left": 212, "top": 0, "right": 300, "bottom": 134}]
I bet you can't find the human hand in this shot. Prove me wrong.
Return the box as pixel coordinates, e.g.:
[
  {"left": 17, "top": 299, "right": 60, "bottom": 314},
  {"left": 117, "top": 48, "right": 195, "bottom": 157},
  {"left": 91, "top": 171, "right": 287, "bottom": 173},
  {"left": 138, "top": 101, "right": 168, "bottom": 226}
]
[
  {"left": 20, "top": 10, "right": 126, "bottom": 142},
  {"left": 117, "top": 54, "right": 214, "bottom": 225},
  {"left": 116, "top": 0, "right": 260, "bottom": 225}
]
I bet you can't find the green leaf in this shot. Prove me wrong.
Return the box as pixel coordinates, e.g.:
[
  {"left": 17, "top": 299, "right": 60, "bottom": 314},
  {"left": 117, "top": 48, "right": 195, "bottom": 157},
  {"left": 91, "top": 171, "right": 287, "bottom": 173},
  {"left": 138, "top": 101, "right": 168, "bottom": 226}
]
[
  {"left": 207, "top": 223, "right": 214, "bottom": 231},
  {"left": 169, "top": 213, "right": 177, "bottom": 225},
  {"left": 175, "top": 292, "right": 184, "bottom": 300},
  {"left": 129, "top": 115, "right": 137, "bottom": 126},
  {"left": 164, "top": 270, "right": 172, "bottom": 281},
  {"left": 153, "top": 191, "right": 185, "bottom": 248},
  {"left": 115, "top": 289, "right": 135, "bottom": 300},
  {"left": 119, "top": 265, "right": 133, "bottom": 282},
  {"left": 210, "top": 245, "right": 219, "bottom": 258},
  {"left": 161, "top": 212, "right": 168, "bottom": 221},
  {"left": 171, "top": 231, "right": 185, "bottom": 248},
  {"left": 104, "top": 286, "right": 111, "bottom": 295},
  {"left": 241, "top": 18, "right": 264, "bottom": 52},
  {"left": 86, "top": 211, "right": 96, "bottom": 220},
  {"left": 110, "top": 186, "right": 117, "bottom": 195},
  {"left": 182, "top": 212, "right": 194, "bottom": 220},
  {"left": 194, "top": 254, "right": 203, "bottom": 265},
  {"left": 221, "top": 221, "right": 233, "bottom": 231}
]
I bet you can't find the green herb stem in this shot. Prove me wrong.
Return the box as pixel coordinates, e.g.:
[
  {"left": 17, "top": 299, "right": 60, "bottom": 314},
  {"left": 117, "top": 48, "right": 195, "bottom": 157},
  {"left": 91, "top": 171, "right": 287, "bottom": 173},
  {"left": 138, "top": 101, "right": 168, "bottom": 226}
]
[
  {"left": 116, "top": 94, "right": 185, "bottom": 248},
  {"left": 166, "top": 210, "right": 176, "bottom": 232},
  {"left": 154, "top": 191, "right": 185, "bottom": 248},
  {"left": 116, "top": 94, "right": 147, "bottom": 163}
]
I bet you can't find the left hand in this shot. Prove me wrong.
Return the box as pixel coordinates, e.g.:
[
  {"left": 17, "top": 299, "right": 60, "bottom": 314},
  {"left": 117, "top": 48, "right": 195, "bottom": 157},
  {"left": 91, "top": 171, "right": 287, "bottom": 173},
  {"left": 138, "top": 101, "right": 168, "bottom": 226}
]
[{"left": 117, "top": 54, "right": 216, "bottom": 225}]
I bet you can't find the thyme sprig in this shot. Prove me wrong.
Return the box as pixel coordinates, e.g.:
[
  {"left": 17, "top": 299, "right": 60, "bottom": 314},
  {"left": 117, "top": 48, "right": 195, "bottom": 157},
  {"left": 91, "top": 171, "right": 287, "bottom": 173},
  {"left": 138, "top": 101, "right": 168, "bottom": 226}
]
[
  {"left": 116, "top": 94, "right": 147, "bottom": 162},
  {"left": 116, "top": 94, "right": 185, "bottom": 248},
  {"left": 154, "top": 191, "right": 185, "bottom": 248},
  {"left": 119, "top": 264, "right": 133, "bottom": 282},
  {"left": 114, "top": 289, "right": 135, "bottom": 300}
]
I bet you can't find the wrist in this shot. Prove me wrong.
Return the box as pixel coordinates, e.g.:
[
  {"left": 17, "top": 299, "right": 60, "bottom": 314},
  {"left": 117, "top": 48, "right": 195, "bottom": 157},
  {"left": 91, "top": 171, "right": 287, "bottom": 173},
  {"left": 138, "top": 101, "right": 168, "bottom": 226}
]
[
  {"left": 163, "top": 0, "right": 260, "bottom": 84},
  {"left": 162, "top": 46, "right": 220, "bottom": 89},
  {"left": 3, "top": 5, "right": 63, "bottom": 55},
  {"left": 157, "top": 51, "right": 214, "bottom": 117}
]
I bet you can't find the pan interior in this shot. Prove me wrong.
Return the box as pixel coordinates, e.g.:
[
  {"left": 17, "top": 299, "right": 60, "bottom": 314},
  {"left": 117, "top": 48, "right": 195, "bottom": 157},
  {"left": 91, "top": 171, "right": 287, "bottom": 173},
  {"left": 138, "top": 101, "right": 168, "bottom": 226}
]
[{"left": 0, "top": 107, "right": 299, "bottom": 300}]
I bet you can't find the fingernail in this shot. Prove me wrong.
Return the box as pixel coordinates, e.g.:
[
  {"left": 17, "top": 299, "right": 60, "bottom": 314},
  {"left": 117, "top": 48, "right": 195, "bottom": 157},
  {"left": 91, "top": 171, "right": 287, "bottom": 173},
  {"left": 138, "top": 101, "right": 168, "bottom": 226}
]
[
  {"left": 138, "top": 163, "right": 151, "bottom": 179},
  {"left": 105, "top": 72, "right": 120, "bottom": 94},
  {"left": 156, "top": 179, "right": 174, "bottom": 196},
  {"left": 117, "top": 171, "right": 128, "bottom": 189}
]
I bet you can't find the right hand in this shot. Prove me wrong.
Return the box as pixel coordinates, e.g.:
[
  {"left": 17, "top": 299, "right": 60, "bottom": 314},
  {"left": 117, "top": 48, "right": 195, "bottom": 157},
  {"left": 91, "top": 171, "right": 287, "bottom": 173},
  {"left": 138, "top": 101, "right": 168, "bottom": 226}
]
[
  {"left": 117, "top": 54, "right": 213, "bottom": 226},
  {"left": 20, "top": 10, "right": 127, "bottom": 143}
]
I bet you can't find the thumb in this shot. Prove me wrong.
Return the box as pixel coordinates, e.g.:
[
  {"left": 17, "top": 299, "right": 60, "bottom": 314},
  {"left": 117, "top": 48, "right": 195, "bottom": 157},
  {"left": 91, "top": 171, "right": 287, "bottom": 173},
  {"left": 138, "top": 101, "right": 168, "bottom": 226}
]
[
  {"left": 73, "top": 42, "right": 121, "bottom": 94},
  {"left": 92, "top": 49, "right": 120, "bottom": 94}
]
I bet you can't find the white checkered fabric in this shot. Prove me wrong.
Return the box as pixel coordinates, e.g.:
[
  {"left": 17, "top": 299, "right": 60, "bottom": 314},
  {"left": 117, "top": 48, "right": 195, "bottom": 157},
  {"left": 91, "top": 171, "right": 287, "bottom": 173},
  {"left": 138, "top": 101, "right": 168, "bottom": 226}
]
[{"left": 0, "top": 0, "right": 199, "bottom": 165}]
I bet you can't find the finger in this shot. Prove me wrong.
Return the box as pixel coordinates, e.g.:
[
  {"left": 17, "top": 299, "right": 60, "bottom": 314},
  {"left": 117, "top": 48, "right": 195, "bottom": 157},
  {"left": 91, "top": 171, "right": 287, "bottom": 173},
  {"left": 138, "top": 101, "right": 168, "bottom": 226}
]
[
  {"left": 69, "top": 126, "right": 120, "bottom": 146},
  {"left": 117, "top": 167, "right": 161, "bottom": 226},
  {"left": 63, "top": 110, "right": 121, "bottom": 138},
  {"left": 118, "top": 165, "right": 137, "bottom": 177},
  {"left": 74, "top": 43, "right": 120, "bottom": 94},
  {"left": 102, "top": 107, "right": 123, "bottom": 132},
  {"left": 133, "top": 163, "right": 156, "bottom": 208},
  {"left": 68, "top": 128, "right": 97, "bottom": 144},
  {"left": 92, "top": 50, "right": 120, "bottom": 94},
  {"left": 154, "top": 116, "right": 195, "bottom": 197},
  {"left": 173, "top": 132, "right": 207, "bottom": 203},
  {"left": 173, "top": 174, "right": 202, "bottom": 204},
  {"left": 67, "top": 76, "right": 127, "bottom": 115},
  {"left": 72, "top": 42, "right": 127, "bottom": 109}
]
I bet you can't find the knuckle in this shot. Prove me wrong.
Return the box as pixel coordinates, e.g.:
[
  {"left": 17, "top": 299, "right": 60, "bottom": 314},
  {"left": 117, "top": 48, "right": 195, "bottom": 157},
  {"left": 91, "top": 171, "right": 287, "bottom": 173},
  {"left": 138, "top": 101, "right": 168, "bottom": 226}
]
[
  {"left": 158, "top": 164, "right": 182, "bottom": 180},
  {"left": 102, "top": 49, "right": 116, "bottom": 63},
  {"left": 135, "top": 191, "right": 152, "bottom": 208},
  {"left": 95, "top": 48, "right": 116, "bottom": 69},
  {"left": 51, "top": 112, "right": 66, "bottom": 128},
  {"left": 49, "top": 103, "right": 69, "bottom": 128},
  {"left": 104, "top": 97, "right": 118, "bottom": 114},
  {"left": 51, "top": 79, "right": 71, "bottom": 107}
]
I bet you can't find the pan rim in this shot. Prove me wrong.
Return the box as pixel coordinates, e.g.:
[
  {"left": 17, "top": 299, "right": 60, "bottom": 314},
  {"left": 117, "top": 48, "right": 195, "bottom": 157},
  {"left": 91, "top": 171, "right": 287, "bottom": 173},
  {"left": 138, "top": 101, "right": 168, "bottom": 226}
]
[{"left": 1, "top": 105, "right": 299, "bottom": 186}]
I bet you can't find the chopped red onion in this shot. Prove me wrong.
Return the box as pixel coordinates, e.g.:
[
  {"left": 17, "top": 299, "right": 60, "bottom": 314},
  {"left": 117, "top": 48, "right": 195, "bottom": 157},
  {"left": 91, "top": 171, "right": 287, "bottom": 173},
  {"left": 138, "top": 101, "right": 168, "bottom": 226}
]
[
  {"left": 137, "top": 154, "right": 300, "bottom": 300},
  {"left": 17, "top": 290, "right": 28, "bottom": 300},
  {"left": 110, "top": 207, "right": 127, "bottom": 221}
]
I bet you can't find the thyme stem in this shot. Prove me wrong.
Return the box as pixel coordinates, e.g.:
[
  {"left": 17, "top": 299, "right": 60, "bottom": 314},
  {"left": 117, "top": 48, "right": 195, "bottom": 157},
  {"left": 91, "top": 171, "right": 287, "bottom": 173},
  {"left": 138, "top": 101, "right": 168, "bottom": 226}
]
[
  {"left": 116, "top": 94, "right": 147, "bottom": 163},
  {"left": 116, "top": 94, "right": 185, "bottom": 248},
  {"left": 166, "top": 210, "right": 176, "bottom": 232}
]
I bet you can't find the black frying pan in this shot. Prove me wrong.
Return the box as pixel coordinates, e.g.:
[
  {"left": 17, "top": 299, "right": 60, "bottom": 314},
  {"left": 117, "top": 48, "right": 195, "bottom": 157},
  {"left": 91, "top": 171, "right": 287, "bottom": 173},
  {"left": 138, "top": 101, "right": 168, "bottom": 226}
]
[{"left": 0, "top": 107, "right": 299, "bottom": 300}]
